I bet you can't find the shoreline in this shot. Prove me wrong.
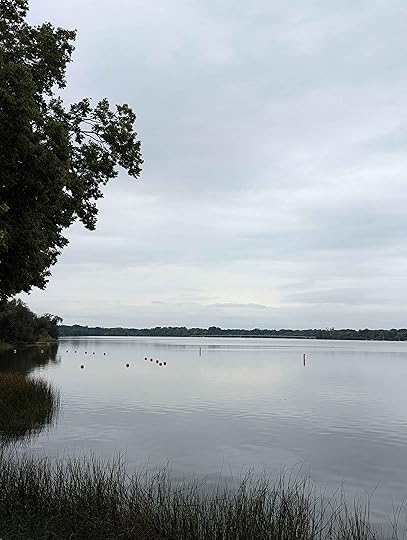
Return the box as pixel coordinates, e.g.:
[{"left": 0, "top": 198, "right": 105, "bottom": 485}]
[{"left": 0, "top": 451, "right": 394, "bottom": 540}]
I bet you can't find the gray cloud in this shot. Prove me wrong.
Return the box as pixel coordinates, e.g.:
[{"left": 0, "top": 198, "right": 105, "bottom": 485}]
[
  {"left": 22, "top": 0, "right": 407, "bottom": 328},
  {"left": 208, "top": 303, "right": 269, "bottom": 310}
]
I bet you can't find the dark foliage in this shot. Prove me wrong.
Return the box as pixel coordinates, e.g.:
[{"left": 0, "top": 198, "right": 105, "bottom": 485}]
[
  {"left": 0, "top": 299, "right": 61, "bottom": 344},
  {"left": 59, "top": 324, "right": 407, "bottom": 341},
  {"left": 0, "top": 0, "right": 143, "bottom": 300}
]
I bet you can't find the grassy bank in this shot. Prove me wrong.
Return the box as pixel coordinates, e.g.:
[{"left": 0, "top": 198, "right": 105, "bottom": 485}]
[
  {"left": 0, "top": 341, "right": 12, "bottom": 351},
  {"left": 0, "top": 452, "right": 392, "bottom": 540},
  {"left": 0, "top": 373, "right": 60, "bottom": 441}
]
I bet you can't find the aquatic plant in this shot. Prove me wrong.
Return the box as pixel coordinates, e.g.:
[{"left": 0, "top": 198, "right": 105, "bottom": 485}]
[
  {"left": 0, "top": 373, "right": 60, "bottom": 442},
  {"left": 0, "top": 452, "right": 394, "bottom": 540}
]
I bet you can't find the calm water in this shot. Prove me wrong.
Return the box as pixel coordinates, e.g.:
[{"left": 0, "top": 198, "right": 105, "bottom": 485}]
[{"left": 2, "top": 337, "right": 407, "bottom": 526}]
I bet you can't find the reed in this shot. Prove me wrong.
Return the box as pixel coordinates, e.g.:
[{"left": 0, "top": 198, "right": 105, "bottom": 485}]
[
  {"left": 0, "top": 451, "right": 392, "bottom": 540},
  {"left": 0, "top": 373, "right": 60, "bottom": 441},
  {"left": 0, "top": 341, "right": 12, "bottom": 351}
]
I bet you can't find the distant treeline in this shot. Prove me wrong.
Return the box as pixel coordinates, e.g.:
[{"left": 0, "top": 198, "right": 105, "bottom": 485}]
[{"left": 58, "top": 325, "right": 407, "bottom": 341}]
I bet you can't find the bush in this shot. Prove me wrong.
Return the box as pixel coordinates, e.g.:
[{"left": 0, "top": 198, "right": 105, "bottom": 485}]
[{"left": 0, "top": 299, "right": 61, "bottom": 344}]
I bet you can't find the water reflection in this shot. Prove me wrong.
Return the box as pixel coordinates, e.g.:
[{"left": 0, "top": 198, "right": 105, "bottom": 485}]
[
  {"left": 0, "top": 342, "right": 60, "bottom": 375},
  {"left": 10, "top": 336, "right": 407, "bottom": 526}
]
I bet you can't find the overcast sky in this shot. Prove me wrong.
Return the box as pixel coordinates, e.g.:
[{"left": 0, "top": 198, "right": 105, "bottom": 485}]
[{"left": 22, "top": 0, "right": 407, "bottom": 329}]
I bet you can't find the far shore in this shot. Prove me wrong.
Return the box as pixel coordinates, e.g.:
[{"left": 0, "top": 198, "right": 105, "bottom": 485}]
[{"left": 58, "top": 324, "right": 407, "bottom": 342}]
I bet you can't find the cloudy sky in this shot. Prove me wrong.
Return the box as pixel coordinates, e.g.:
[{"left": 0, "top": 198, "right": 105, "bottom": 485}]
[{"left": 23, "top": 0, "right": 407, "bottom": 329}]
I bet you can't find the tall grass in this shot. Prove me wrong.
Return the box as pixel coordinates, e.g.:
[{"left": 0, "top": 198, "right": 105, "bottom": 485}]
[
  {"left": 0, "top": 341, "right": 13, "bottom": 353},
  {"left": 0, "top": 451, "right": 393, "bottom": 540},
  {"left": 0, "top": 373, "right": 60, "bottom": 441}
]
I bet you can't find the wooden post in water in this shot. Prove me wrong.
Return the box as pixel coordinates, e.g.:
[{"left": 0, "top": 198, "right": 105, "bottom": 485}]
[
  {"left": 199, "top": 347, "right": 202, "bottom": 356},
  {"left": 303, "top": 353, "right": 306, "bottom": 366}
]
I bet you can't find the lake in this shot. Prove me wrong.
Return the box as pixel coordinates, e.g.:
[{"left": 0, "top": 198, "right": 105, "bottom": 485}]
[{"left": 2, "top": 336, "right": 407, "bottom": 528}]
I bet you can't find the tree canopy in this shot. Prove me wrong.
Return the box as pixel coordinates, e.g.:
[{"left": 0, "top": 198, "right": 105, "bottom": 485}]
[
  {"left": 0, "top": 299, "right": 61, "bottom": 343},
  {"left": 0, "top": 0, "right": 143, "bottom": 300}
]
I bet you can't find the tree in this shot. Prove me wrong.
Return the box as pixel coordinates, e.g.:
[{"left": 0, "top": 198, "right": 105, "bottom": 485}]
[
  {"left": 0, "top": 0, "right": 143, "bottom": 301},
  {"left": 36, "top": 313, "right": 62, "bottom": 340},
  {"left": 0, "top": 298, "right": 61, "bottom": 343},
  {"left": 0, "top": 299, "right": 36, "bottom": 343}
]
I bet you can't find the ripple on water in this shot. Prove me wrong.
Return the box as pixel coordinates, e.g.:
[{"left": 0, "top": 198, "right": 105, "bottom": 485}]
[{"left": 8, "top": 337, "right": 407, "bottom": 529}]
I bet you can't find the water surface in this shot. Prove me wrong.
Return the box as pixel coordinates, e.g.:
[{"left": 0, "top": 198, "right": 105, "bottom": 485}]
[{"left": 2, "top": 337, "right": 407, "bottom": 526}]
